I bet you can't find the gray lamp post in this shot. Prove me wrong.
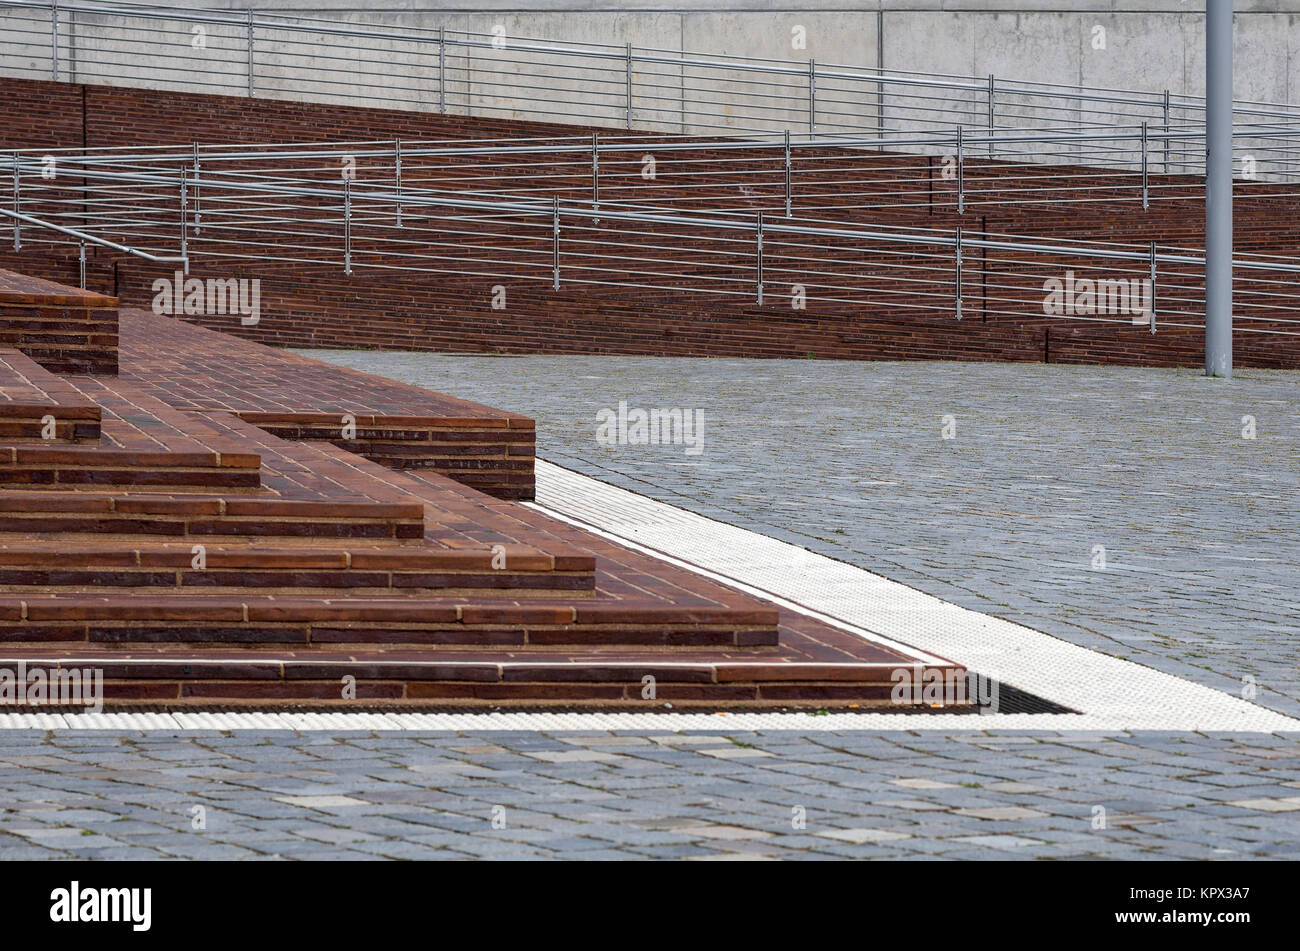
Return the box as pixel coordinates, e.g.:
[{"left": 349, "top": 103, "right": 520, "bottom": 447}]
[{"left": 1205, "top": 0, "right": 1233, "bottom": 378}]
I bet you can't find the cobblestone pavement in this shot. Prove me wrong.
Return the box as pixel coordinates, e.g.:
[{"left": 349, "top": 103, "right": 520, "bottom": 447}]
[
  {"left": 2, "top": 730, "right": 1298, "bottom": 860},
  {"left": 302, "top": 352, "right": 1300, "bottom": 718}
]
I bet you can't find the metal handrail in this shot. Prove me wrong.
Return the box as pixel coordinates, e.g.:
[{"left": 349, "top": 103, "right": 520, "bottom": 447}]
[
  {"left": 5, "top": 0, "right": 1300, "bottom": 145},
  {"left": 9, "top": 122, "right": 1296, "bottom": 161},
  {"left": 10, "top": 118, "right": 1300, "bottom": 227},
  {"left": 0, "top": 205, "right": 188, "bottom": 286},
  {"left": 7, "top": 162, "right": 1300, "bottom": 336}
]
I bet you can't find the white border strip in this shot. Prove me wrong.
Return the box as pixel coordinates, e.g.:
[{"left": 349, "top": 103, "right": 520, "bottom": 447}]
[{"left": 526, "top": 460, "right": 1298, "bottom": 734}]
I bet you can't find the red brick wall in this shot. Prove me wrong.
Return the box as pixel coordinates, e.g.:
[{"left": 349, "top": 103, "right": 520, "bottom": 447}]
[{"left": 2, "top": 76, "right": 1297, "bottom": 369}]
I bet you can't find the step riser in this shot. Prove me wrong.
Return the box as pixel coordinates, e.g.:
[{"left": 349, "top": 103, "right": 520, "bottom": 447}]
[
  {"left": 0, "top": 569, "right": 595, "bottom": 593},
  {"left": 0, "top": 622, "right": 775, "bottom": 648},
  {"left": 0, "top": 661, "right": 942, "bottom": 706},
  {"left": 0, "top": 466, "right": 260, "bottom": 490},
  {"left": 0, "top": 421, "right": 101, "bottom": 442},
  {"left": 0, "top": 515, "right": 424, "bottom": 540}
]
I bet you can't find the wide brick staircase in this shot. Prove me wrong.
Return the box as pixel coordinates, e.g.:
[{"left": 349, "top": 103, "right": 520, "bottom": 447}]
[{"left": 0, "top": 266, "right": 963, "bottom": 708}]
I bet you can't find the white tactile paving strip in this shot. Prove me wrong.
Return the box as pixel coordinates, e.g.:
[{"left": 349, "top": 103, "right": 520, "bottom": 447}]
[
  {"left": 1, "top": 459, "right": 1295, "bottom": 733},
  {"left": 525, "top": 460, "right": 1298, "bottom": 734}
]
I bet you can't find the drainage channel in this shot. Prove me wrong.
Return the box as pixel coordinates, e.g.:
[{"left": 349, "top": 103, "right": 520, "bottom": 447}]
[{"left": 0, "top": 679, "right": 1075, "bottom": 719}]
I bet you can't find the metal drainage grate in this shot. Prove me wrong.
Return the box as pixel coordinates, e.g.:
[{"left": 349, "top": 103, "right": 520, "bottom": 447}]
[
  {"left": 6, "top": 682, "right": 1076, "bottom": 719},
  {"left": 985, "top": 679, "right": 1077, "bottom": 715}
]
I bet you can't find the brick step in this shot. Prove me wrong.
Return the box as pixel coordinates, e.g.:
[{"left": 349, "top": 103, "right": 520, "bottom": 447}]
[
  {"left": 0, "top": 595, "right": 779, "bottom": 649},
  {"left": 0, "top": 649, "right": 964, "bottom": 708},
  {"left": 0, "top": 348, "right": 101, "bottom": 441},
  {"left": 0, "top": 538, "right": 596, "bottom": 595},
  {"left": 0, "top": 269, "right": 118, "bottom": 375},
  {"left": 0, "top": 376, "right": 261, "bottom": 490},
  {"left": 0, "top": 490, "right": 425, "bottom": 539},
  {"left": 0, "top": 444, "right": 261, "bottom": 490}
]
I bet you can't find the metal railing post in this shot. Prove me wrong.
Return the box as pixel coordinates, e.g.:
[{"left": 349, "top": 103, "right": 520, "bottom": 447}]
[
  {"left": 394, "top": 139, "right": 402, "bottom": 227},
  {"left": 956, "top": 126, "right": 965, "bottom": 215},
  {"left": 552, "top": 197, "right": 560, "bottom": 290},
  {"left": 626, "top": 43, "right": 633, "bottom": 129},
  {"left": 1149, "top": 241, "right": 1157, "bottom": 334},
  {"left": 51, "top": 0, "right": 59, "bottom": 81},
  {"left": 876, "top": 9, "right": 884, "bottom": 137},
  {"left": 438, "top": 27, "right": 446, "bottom": 114},
  {"left": 11, "top": 156, "right": 20, "bottom": 251},
  {"left": 987, "top": 74, "right": 995, "bottom": 154},
  {"left": 246, "top": 10, "right": 255, "bottom": 97},
  {"left": 591, "top": 132, "right": 599, "bottom": 215},
  {"left": 343, "top": 178, "right": 351, "bottom": 275},
  {"left": 192, "top": 143, "right": 201, "bottom": 234},
  {"left": 68, "top": 3, "right": 77, "bottom": 83},
  {"left": 1162, "top": 89, "right": 1171, "bottom": 173},
  {"left": 678, "top": 51, "right": 685, "bottom": 134},
  {"left": 78, "top": 239, "right": 85, "bottom": 289},
  {"left": 1141, "top": 122, "right": 1149, "bottom": 209},
  {"left": 808, "top": 59, "right": 816, "bottom": 136},
  {"left": 954, "top": 225, "right": 963, "bottom": 320},
  {"left": 178, "top": 169, "right": 187, "bottom": 262},
  {"left": 756, "top": 212, "right": 764, "bottom": 304},
  {"left": 784, "top": 130, "right": 792, "bottom": 217}
]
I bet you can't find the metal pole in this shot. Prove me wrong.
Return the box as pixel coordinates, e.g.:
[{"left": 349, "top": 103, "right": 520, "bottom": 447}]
[
  {"left": 954, "top": 225, "right": 963, "bottom": 320},
  {"left": 51, "top": 0, "right": 59, "bottom": 81},
  {"left": 626, "top": 43, "right": 633, "bottom": 129},
  {"left": 1205, "top": 0, "right": 1233, "bottom": 377},
  {"left": 394, "top": 139, "right": 402, "bottom": 228},
  {"left": 987, "top": 74, "right": 994, "bottom": 155},
  {"left": 439, "top": 27, "right": 446, "bottom": 114},
  {"left": 68, "top": 4, "right": 76, "bottom": 83},
  {"left": 756, "top": 212, "right": 764, "bottom": 304},
  {"left": 552, "top": 197, "right": 559, "bottom": 290},
  {"left": 956, "top": 126, "right": 965, "bottom": 215},
  {"left": 192, "top": 142, "right": 201, "bottom": 234},
  {"left": 343, "top": 178, "right": 351, "bottom": 275},
  {"left": 1162, "top": 89, "right": 1171, "bottom": 174},
  {"left": 11, "top": 156, "right": 20, "bottom": 251},
  {"left": 876, "top": 10, "right": 884, "bottom": 138},
  {"left": 246, "top": 10, "right": 255, "bottom": 97},
  {"left": 1141, "top": 121, "right": 1149, "bottom": 210},
  {"left": 178, "top": 168, "right": 187, "bottom": 262},
  {"left": 591, "top": 132, "right": 599, "bottom": 214},
  {"left": 808, "top": 59, "right": 816, "bottom": 136},
  {"left": 679, "top": 49, "right": 685, "bottom": 134},
  {"left": 784, "top": 129, "right": 791, "bottom": 217},
  {"left": 78, "top": 239, "right": 85, "bottom": 289},
  {"left": 1149, "top": 241, "right": 1158, "bottom": 335}
]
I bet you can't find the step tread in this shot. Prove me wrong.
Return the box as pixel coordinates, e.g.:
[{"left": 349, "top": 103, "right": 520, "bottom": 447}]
[
  {"left": 0, "top": 349, "right": 102, "bottom": 424},
  {"left": 121, "top": 307, "right": 532, "bottom": 427}
]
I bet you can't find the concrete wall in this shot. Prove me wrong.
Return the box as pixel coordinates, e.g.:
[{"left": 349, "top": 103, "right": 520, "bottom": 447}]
[{"left": 66, "top": 1, "right": 1300, "bottom": 103}]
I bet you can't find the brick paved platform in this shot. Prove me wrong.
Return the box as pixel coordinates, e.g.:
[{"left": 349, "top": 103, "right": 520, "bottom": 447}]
[
  {"left": 122, "top": 308, "right": 536, "bottom": 500},
  {"left": 0, "top": 265, "right": 962, "bottom": 707}
]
